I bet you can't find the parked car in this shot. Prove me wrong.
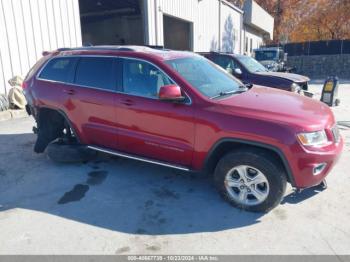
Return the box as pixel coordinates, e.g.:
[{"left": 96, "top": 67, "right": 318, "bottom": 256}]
[
  {"left": 201, "top": 52, "right": 310, "bottom": 93},
  {"left": 253, "top": 47, "right": 291, "bottom": 72},
  {"left": 23, "top": 46, "right": 343, "bottom": 212}
]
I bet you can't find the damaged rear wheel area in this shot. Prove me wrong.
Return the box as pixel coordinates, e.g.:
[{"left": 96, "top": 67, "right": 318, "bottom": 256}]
[
  {"left": 33, "top": 108, "right": 96, "bottom": 163},
  {"left": 34, "top": 108, "right": 70, "bottom": 153}
]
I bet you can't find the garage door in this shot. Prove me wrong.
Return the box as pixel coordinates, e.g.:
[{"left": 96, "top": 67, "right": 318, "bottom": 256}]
[
  {"left": 163, "top": 15, "right": 192, "bottom": 51},
  {"left": 79, "top": 0, "right": 144, "bottom": 46}
]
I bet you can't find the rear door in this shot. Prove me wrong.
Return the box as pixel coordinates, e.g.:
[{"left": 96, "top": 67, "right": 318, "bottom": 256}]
[{"left": 67, "top": 56, "right": 121, "bottom": 149}]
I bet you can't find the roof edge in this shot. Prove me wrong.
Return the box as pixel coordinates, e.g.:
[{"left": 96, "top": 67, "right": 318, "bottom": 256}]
[{"left": 221, "top": 0, "right": 244, "bottom": 14}]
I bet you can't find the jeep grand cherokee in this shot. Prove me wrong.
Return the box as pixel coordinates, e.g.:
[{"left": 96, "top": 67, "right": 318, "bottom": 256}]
[{"left": 23, "top": 46, "right": 343, "bottom": 212}]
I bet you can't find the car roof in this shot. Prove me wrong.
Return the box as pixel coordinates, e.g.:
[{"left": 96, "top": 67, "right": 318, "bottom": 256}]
[{"left": 52, "top": 45, "right": 195, "bottom": 62}]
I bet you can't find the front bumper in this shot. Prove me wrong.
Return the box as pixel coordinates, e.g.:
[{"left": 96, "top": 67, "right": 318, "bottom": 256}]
[{"left": 287, "top": 137, "right": 344, "bottom": 188}]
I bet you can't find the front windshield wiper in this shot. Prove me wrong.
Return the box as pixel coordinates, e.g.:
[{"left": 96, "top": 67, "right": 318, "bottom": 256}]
[{"left": 210, "top": 86, "right": 248, "bottom": 99}]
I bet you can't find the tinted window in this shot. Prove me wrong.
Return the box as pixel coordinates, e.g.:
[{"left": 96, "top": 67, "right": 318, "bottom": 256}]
[
  {"left": 75, "top": 57, "right": 115, "bottom": 91},
  {"left": 255, "top": 51, "right": 278, "bottom": 61},
  {"left": 123, "top": 59, "right": 172, "bottom": 98},
  {"left": 39, "top": 57, "right": 76, "bottom": 82}
]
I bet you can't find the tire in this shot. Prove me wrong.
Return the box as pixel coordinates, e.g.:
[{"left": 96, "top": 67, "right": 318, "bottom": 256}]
[
  {"left": 0, "top": 95, "right": 8, "bottom": 111},
  {"left": 214, "top": 149, "right": 287, "bottom": 213},
  {"left": 47, "top": 141, "right": 97, "bottom": 163}
]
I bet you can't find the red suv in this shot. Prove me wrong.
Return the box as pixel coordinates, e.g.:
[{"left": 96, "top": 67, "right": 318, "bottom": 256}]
[{"left": 23, "top": 46, "right": 343, "bottom": 212}]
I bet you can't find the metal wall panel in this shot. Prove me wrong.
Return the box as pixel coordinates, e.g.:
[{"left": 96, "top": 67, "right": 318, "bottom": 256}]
[
  {"left": 195, "top": 0, "right": 220, "bottom": 52},
  {"left": 145, "top": 0, "right": 243, "bottom": 53},
  {"left": 160, "top": 0, "right": 196, "bottom": 22},
  {"left": 0, "top": 0, "right": 82, "bottom": 94},
  {"left": 220, "top": 1, "right": 241, "bottom": 54}
]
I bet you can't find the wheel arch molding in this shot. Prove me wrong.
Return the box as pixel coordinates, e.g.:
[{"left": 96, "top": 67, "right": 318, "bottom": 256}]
[{"left": 203, "top": 138, "right": 296, "bottom": 187}]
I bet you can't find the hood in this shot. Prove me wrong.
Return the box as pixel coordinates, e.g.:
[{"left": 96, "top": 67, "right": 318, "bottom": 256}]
[
  {"left": 256, "top": 71, "right": 310, "bottom": 83},
  {"left": 217, "top": 86, "right": 333, "bottom": 131}
]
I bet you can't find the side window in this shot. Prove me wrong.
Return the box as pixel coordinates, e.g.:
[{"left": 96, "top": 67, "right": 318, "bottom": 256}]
[
  {"left": 122, "top": 59, "right": 172, "bottom": 98},
  {"left": 39, "top": 57, "right": 76, "bottom": 82},
  {"left": 212, "top": 55, "right": 231, "bottom": 70},
  {"left": 75, "top": 57, "right": 115, "bottom": 91},
  {"left": 213, "top": 55, "right": 240, "bottom": 71},
  {"left": 231, "top": 59, "right": 241, "bottom": 70}
]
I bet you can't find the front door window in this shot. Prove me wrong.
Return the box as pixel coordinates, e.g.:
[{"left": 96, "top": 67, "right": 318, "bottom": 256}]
[{"left": 122, "top": 59, "right": 173, "bottom": 99}]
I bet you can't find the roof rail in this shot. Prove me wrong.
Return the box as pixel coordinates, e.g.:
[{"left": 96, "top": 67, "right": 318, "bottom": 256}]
[
  {"left": 57, "top": 48, "right": 73, "bottom": 51},
  {"left": 54, "top": 45, "right": 173, "bottom": 53}
]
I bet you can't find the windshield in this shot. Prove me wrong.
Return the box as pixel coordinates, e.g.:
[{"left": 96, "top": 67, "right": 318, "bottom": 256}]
[
  {"left": 236, "top": 56, "right": 269, "bottom": 73},
  {"left": 254, "top": 51, "right": 278, "bottom": 61},
  {"left": 165, "top": 56, "right": 243, "bottom": 98}
]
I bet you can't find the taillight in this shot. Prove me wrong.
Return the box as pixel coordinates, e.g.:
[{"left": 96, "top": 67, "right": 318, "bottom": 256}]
[{"left": 22, "top": 81, "right": 28, "bottom": 89}]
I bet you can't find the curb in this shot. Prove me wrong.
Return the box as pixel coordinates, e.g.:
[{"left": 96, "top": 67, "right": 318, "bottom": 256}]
[{"left": 0, "top": 109, "right": 28, "bottom": 122}]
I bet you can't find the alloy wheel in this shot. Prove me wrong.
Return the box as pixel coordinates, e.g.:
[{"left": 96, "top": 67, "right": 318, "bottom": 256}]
[{"left": 224, "top": 165, "right": 270, "bottom": 206}]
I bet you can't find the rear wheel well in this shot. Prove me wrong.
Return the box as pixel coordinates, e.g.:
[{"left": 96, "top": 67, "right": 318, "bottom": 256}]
[
  {"left": 34, "top": 108, "right": 76, "bottom": 153},
  {"left": 205, "top": 141, "right": 292, "bottom": 184},
  {"left": 37, "top": 108, "right": 64, "bottom": 125}
]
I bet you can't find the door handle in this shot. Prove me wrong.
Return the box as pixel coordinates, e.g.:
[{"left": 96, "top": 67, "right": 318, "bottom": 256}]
[
  {"left": 63, "top": 89, "right": 75, "bottom": 95},
  {"left": 121, "top": 99, "right": 134, "bottom": 106}
]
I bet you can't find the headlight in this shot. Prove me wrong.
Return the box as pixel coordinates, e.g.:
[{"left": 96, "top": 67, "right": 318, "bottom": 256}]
[
  {"left": 291, "top": 83, "right": 301, "bottom": 93},
  {"left": 297, "top": 130, "right": 329, "bottom": 147}
]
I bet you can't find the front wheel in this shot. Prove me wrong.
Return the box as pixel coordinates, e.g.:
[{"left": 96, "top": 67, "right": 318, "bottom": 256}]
[{"left": 214, "top": 149, "right": 287, "bottom": 212}]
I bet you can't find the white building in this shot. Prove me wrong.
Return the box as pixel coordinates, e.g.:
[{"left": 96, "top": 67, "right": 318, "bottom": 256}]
[
  {"left": 242, "top": 0, "right": 274, "bottom": 56},
  {"left": 0, "top": 0, "right": 82, "bottom": 95},
  {"left": 0, "top": 0, "right": 273, "bottom": 95},
  {"left": 80, "top": 0, "right": 243, "bottom": 53}
]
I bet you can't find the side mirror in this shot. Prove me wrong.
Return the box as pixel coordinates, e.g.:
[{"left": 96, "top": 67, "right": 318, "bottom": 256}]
[
  {"left": 233, "top": 68, "right": 242, "bottom": 78},
  {"left": 159, "top": 85, "right": 185, "bottom": 102}
]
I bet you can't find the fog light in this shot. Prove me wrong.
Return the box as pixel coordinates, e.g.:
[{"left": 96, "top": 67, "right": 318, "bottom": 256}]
[{"left": 313, "top": 163, "right": 327, "bottom": 176}]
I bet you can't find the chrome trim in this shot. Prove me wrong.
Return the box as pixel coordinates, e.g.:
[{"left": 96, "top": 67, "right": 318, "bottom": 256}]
[
  {"left": 87, "top": 146, "right": 190, "bottom": 172},
  {"left": 35, "top": 54, "right": 192, "bottom": 105},
  {"left": 332, "top": 125, "right": 340, "bottom": 143}
]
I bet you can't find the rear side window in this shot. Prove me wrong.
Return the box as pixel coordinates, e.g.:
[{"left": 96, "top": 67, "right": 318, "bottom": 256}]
[
  {"left": 74, "top": 57, "right": 115, "bottom": 91},
  {"left": 39, "top": 57, "right": 77, "bottom": 82}
]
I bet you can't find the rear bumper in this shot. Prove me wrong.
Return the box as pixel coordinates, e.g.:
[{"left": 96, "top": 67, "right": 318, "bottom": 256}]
[{"left": 289, "top": 137, "right": 343, "bottom": 188}]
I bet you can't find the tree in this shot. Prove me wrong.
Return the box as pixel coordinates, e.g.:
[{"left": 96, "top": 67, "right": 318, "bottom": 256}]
[{"left": 228, "top": 0, "right": 350, "bottom": 42}]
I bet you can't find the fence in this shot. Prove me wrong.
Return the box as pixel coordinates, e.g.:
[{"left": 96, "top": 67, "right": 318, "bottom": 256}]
[{"left": 265, "top": 40, "right": 350, "bottom": 56}]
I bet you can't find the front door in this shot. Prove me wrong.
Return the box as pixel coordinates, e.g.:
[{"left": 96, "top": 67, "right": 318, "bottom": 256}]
[{"left": 115, "top": 58, "right": 195, "bottom": 166}]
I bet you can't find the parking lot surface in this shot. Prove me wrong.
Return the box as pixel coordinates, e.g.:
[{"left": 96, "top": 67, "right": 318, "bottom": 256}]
[{"left": 0, "top": 83, "right": 350, "bottom": 255}]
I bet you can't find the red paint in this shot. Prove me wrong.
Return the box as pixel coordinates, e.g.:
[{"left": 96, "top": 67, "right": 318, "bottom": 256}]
[
  {"left": 159, "top": 84, "right": 182, "bottom": 100},
  {"left": 24, "top": 47, "right": 343, "bottom": 188}
]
